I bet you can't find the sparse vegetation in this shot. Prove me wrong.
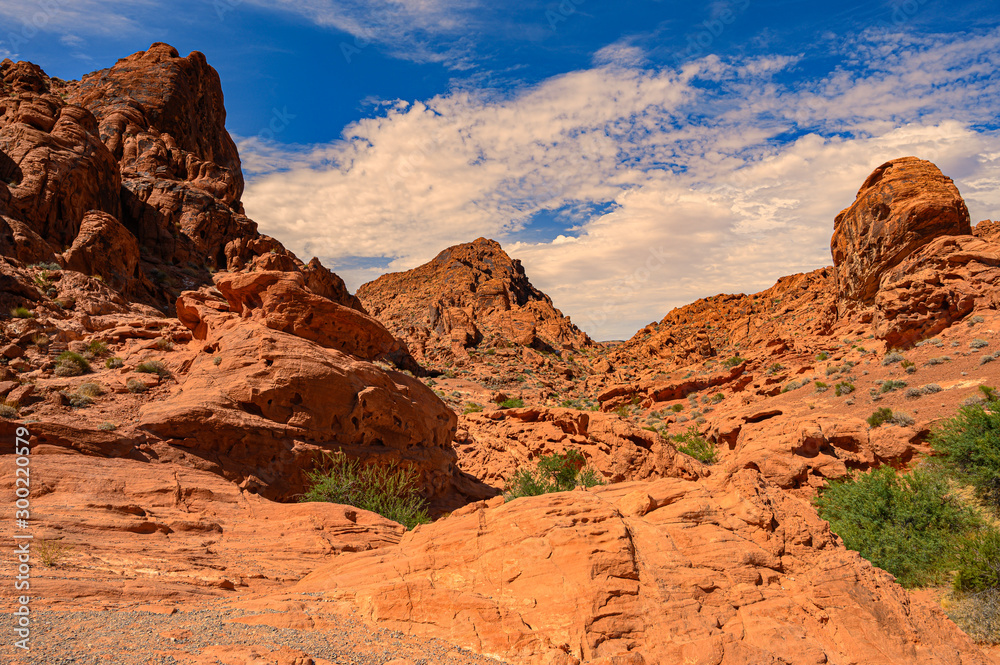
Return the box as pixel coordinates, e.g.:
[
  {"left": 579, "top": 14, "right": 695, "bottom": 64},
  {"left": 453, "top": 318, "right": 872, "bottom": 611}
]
[
  {"left": 867, "top": 407, "right": 895, "bottom": 428},
  {"left": 77, "top": 382, "right": 104, "bottom": 397},
  {"left": 971, "top": 339, "right": 990, "bottom": 350},
  {"left": 462, "top": 402, "right": 483, "bottom": 415},
  {"left": 881, "top": 379, "right": 908, "bottom": 393},
  {"left": 155, "top": 337, "right": 174, "bottom": 351},
  {"left": 136, "top": 360, "right": 170, "bottom": 378},
  {"left": 301, "top": 453, "right": 430, "bottom": 529},
  {"left": 672, "top": 426, "right": 717, "bottom": 464},
  {"left": 213, "top": 356, "right": 223, "bottom": 366},
  {"left": 816, "top": 352, "right": 829, "bottom": 361},
  {"left": 503, "top": 449, "right": 604, "bottom": 501},
  {"left": 722, "top": 355, "right": 745, "bottom": 369},
  {"left": 106, "top": 357, "right": 123, "bottom": 369},
  {"left": 0, "top": 403, "right": 18, "bottom": 419},
  {"left": 814, "top": 380, "right": 829, "bottom": 393},
  {"left": 882, "top": 351, "right": 905, "bottom": 366},
  {"left": 35, "top": 540, "right": 74, "bottom": 567},
  {"left": 499, "top": 397, "right": 524, "bottom": 409},
  {"left": 86, "top": 340, "right": 110, "bottom": 356},
  {"left": 54, "top": 351, "right": 90, "bottom": 377},
  {"left": 126, "top": 378, "right": 149, "bottom": 393},
  {"left": 9, "top": 306, "right": 33, "bottom": 319},
  {"left": 835, "top": 381, "right": 855, "bottom": 396},
  {"left": 98, "top": 422, "right": 117, "bottom": 431}
]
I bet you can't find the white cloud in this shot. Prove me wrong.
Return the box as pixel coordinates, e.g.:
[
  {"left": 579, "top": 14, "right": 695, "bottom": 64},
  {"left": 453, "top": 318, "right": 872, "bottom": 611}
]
[
  {"left": 0, "top": 1, "right": 153, "bottom": 40},
  {"left": 237, "top": 0, "right": 483, "bottom": 68},
  {"left": 242, "top": 28, "right": 1000, "bottom": 340}
]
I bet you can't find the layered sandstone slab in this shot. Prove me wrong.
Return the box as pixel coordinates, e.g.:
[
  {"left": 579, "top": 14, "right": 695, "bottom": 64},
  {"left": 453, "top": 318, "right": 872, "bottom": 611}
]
[{"left": 295, "top": 473, "right": 990, "bottom": 665}]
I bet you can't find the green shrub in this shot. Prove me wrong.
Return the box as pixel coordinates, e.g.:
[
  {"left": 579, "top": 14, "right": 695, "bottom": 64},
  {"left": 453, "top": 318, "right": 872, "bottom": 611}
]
[
  {"left": 106, "top": 357, "right": 123, "bottom": 369},
  {"left": 301, "top": 453, "right": 430, "bottom": 530},
  {"left": 882, "top": 351, "right": 905, "bottom": 366},
  {"left": 881, "top": 379, "right": 908, "bottom": 393},
  {"left": 54, "top": 351, "right": 90, "bottom": 377},
  {"left": 155, "top": 337, "right": 174, "bottom": 351},
  {"left": 67, "top": 393, "right": 93, "bottom": 408},
  {"left": 722, "top": 356, "right": 745, "bottom": 369},
  {"left": 504, "top": 449, "right": 604, "bottom": 501},
  {"left": 971, "top": 339, "right": 990, "bottom": 350},
  {"left": 77, "top": 382, "right": 104, "bottom": 397},
  {"left": 671, "top": 404, "right": 684, "bottom": 413},
  {"left": 136, "top": 360, "right": 170, "bottom": 378},
  {"left": 672, "top": 426, "right": 717, "bottom": 464},
  {"left": 815, "top": 466, "right": 981, "bottom": 587},
  {"left": 126, "top": 378, "right": 149, "bottom": 393},
  {"left": 814, "top": 381, "right": 829, "bottom": 393},
  {"left": 954, "top": 529, "right": 1000, "bottom": 593},
  {"left": 816, "top": 352, "right": 828, "bottom": 361},
  {"left": 10, "top": 306, "right": 33, "bottom": 319},
  {"left": 835, "top": 381, "right": 855, "bottom": 396},
  {"left": 86, "top": 340, "right": 109, "bottom": 356},
  {"left": 213, "top": 356, "right": 223, "bottom": 366},
  {"left": 462, "top": 402, "right": 483, "bottom": 415},
  {"left": 499, "top": 398, "right": 524, "bottom": 409},
  {"left": 931, "top": 395, "right": 1000, "bottom": 509},
  {"left": 867, "top": 407, "right": 894, "bottom": 428}
]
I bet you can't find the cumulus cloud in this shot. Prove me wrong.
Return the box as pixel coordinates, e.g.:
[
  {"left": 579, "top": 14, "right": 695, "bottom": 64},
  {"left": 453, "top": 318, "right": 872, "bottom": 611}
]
[
  {"left": 0, "top": 0, "right": 153, "bottom": 40},
  {"left": 241, "top": 28, "right": 1000, "bottom": 340}
]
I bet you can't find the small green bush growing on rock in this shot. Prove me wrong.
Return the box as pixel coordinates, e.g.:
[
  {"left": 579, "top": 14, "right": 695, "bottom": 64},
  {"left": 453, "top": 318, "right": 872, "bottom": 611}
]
[
  {"left": 136, "top": 360, "right": 170, "bottom": 378},
  {"left": 834, "top": 381, "right": 855, "bottom": 396},
  {"left": 499, "top": 397, "right": 524, "bottom": 409},
  {"left": 672, "top": 426, "right": 717, "bottom": 464},
  {"left": 462, "top": 402, "right": 483, "bottom": 415},
  {"left": 722, "top": 356, "right": 745, "bottom": 369},
  {"left": 55, "top": 351, "right": 90, "bottom": 377},
  {"left": 301, "top": 453, "right": 430, "bottom": 529},
  {"left": 504, "top": 449, "right": 604, "bottom": 501},
  {"left": 867, "top": 407, "right": 895, "bottom": 428},
  {"left": 9, "top": 306, "right": 33, "bottom": 319}
]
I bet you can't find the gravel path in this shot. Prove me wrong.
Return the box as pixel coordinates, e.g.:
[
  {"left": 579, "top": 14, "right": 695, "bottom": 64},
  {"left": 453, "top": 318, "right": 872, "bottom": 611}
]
[{"left": 0, "top": 594, "right": 511, "bottom": 665}]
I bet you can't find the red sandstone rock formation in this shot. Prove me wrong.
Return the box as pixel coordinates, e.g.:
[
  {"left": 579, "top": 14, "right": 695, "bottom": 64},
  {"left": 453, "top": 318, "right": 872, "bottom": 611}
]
[
  {"left": 358, "top": 237, "right": 592, "bottom": 362},
  {"left": 831, "top": 156, "right": 971, "bottom": 306},
  {"left": 297, "top": 472, "right": 990, "bottom": 665}
]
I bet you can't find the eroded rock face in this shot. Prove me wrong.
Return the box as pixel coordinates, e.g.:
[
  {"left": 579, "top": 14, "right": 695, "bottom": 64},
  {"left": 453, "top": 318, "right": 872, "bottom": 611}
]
[
  {"left": 358, "top": 237, "right": 592, "bottom": 363},
  {"left": 162, "top": 282, "right": 484, "bottom": 511},
  {"left": 296, "top": 472, "right": 990, "bottom": 665},
  {"left": 456, "top": 407, "right": 708, "bottom": 489},
  {"left": 61, "top": 211, "right": 144, "bottom": 292},
  {"left": 831, "top": 157, "right": 970, "bottom": 306},
  {"left": 0, "top": 433, "right": 405, "bottom": 608}
]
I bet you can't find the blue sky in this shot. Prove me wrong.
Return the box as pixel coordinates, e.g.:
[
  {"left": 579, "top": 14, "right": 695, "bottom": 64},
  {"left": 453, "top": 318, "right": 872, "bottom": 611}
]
[{"left": 2, "top": 1, "right": 999, "bottom": 339}]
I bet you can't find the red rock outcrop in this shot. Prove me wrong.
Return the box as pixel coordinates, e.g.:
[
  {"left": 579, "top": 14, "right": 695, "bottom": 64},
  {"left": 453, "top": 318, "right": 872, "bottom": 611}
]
[
  {"left": 455, "top": 407, "right": 708, "bottom": 489},
  {"left": 358, "top": 238, "right": 592, "bottom": 363},
  {"left": 831, "top": 156, "right": 971, "bottom": 307},
  {"left": 297, "top": 472, "right": 990, "bottom": 665},
  {"left": 0, "top": 443, "right": 405, "bottom": 607}
]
